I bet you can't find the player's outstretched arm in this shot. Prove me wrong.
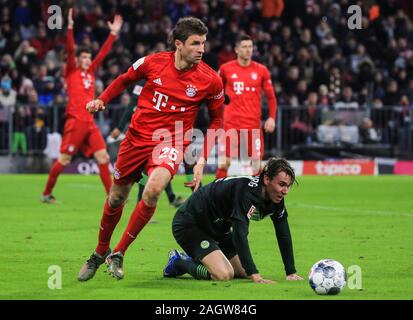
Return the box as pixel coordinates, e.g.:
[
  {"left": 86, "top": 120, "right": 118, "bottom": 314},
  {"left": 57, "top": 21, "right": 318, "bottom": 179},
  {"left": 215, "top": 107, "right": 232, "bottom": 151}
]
[
  {"left": 108, "top": 14, "right": 123, "bottom": 36},
  {"left": 68, "top": 8, "right": 74, "bottom": 29},
  {"left": 185, "top": 157, "right": 206, "bottom": 192},
  {"left": 90, "top": 14, "right": 123, "bottom": 71},
  {"left": 65, "top": 8, "right": 76, "bottom": 74},
  {"left": 86, "top": 99, "right": 105, "bottom": 113}
]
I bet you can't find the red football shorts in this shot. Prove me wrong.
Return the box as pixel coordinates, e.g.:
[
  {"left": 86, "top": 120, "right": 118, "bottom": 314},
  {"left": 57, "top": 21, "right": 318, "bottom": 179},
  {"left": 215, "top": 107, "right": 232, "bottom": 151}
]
[
  {"left": 113, "top": 133, "right": 183, "bottom": 185},
  {"left": 60, "top": 118, "right": 106, "bottom": 157},
  {"left": 218, "top": 128, "right": 263, "bottom": 160}
]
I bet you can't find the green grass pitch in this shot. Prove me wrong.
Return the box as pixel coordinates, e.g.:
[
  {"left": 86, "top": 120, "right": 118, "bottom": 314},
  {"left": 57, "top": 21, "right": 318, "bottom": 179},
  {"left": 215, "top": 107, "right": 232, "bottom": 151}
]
[{"left": 1, "top": 174, "right": 412, "bottom": 300}]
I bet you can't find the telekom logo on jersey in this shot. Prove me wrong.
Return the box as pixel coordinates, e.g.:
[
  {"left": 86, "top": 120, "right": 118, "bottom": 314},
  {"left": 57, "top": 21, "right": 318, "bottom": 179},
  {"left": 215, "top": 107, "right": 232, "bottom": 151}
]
[
  {"left": 233, "top": 81, "right": 256, "bottom": 95},
  {"left": 233, "top": 81, "right": 244, "bottom": 95},
  {"left": 152, "top": 91, "right": 169, "bottom": 111}
]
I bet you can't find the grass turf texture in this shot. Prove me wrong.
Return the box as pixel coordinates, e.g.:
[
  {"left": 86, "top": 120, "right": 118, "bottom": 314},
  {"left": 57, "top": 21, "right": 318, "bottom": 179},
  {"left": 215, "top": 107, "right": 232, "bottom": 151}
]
[{"left": 0, "top": 174, "right": 412, "bottom": 300}]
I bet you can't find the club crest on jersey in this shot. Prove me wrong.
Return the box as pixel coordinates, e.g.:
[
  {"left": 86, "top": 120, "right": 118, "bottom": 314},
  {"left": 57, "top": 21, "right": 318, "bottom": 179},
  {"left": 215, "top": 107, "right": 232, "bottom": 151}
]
[
  {"left": 251, "top": 72, "right": 258, "bottom": 80},
  {"left": 185, "top": 84, "right": 198, "bottom": 97},
  {"left": 113, "top": 168, "right": 121, "bottom": 180},
  {"left": 81, "top": 72, "right": 92, "bottom": 89}
]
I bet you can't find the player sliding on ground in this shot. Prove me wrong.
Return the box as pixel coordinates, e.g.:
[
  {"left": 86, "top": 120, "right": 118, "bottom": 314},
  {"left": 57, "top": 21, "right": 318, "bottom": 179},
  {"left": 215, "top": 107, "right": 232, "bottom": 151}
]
[
  {"left": 41, "top": 8, "right": 123, "bottom": 203},
  {"left": 163, "top": 157, "right": 304, "bottom": 283},
  {"left": 78, "top": 17, "right": 224, "bottom": 281}
]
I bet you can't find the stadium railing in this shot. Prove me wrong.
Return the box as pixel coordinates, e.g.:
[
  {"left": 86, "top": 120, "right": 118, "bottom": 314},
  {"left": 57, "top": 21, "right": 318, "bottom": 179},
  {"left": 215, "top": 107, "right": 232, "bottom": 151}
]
[{"left": 0, "top": 104, "right": 412, "bottom": 160}]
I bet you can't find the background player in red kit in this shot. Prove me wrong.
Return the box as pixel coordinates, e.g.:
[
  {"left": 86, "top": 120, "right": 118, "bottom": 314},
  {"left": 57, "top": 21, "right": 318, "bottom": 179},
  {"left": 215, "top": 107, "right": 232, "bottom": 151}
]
[
  {"left": 41, "top": 9, "right": 123, "bottom": 203},
  {"left": 215, "top": 35, "right": 277, "bottom": 178},
  {"left": 78, "top": 17, "right": 224, "bottom": 281}
]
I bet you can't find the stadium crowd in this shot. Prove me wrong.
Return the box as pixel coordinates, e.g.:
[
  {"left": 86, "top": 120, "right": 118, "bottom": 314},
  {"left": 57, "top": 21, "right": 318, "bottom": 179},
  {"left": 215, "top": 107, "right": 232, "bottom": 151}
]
[{"left": 0, "top": 0, "right": 413, "bottom": 156}]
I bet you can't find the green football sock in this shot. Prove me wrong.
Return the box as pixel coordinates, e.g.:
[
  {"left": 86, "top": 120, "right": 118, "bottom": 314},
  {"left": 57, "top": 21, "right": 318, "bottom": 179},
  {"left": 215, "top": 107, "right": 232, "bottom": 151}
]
[{"left": 174, "top": 259, "right": 211, "bottom": 280}]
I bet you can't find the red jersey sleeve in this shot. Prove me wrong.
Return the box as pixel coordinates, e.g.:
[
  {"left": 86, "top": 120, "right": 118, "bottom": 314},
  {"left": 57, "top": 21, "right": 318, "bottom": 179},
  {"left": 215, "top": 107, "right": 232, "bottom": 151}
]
[
  {"left": 262, "top": 66, "right": 277, "bottom": 119},
  {"left": 203, "top": 75, "right": 224, "bottom": 159},
  {"left": 218, "top": 65, "right": 227, "bottom": 88},
  {"left": 65, "top": 28, "right": 76, "bottom": 77},
  {"left": 98, "top": 56, "right": 150, "bottom": 105},
  {"left": 90, "top": 33, "right": 116, "bottom": 73}
]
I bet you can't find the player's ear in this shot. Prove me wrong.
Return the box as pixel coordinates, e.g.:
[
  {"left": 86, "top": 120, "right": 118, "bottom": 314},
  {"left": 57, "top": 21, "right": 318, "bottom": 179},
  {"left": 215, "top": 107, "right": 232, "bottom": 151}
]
[
  {"left": 175, "top": 39, "right": 183, "bottom": 50},
  {"left": 263, "top": 174, "right": 270, "bottom": 186}
]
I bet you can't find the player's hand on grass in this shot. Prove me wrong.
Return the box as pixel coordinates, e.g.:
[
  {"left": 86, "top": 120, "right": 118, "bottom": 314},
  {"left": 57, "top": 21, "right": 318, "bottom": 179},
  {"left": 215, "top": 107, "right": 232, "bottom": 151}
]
[
  {"left": 110, "top": 128, "right": 121, "bottom": 139},
  {"left": 286, "top": 273, "right": 304, "bottom": 281},
  {"left": 185, "top": 157, "right": 205, "bottom": 191},
  {"left": 264, "top": 117, "right": 275, "bottom": 133},
  {"left": 108, "top": 15, "right": 123, "bottom": 36},
  {"left": 250, "top": 273, "right": 275, "bottom": 284},
  {"left": 68, "top": 8, "right": 74, "bottom": 29},
  {"left": 86, "top": 99, "right": 105, "bottom": 113}
]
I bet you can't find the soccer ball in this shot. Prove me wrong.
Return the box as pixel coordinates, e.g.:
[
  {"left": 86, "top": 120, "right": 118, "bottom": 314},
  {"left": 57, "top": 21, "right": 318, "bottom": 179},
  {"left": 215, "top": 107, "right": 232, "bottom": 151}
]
[{"left": 308, "top": 259, "right": 346, "bottom": 295}]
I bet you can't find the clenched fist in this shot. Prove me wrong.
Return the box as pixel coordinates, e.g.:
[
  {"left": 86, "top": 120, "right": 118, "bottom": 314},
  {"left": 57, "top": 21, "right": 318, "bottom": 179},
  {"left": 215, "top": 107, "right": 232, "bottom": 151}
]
[{"left": 86, "top": 99, "right": 105, "bottom": 113}]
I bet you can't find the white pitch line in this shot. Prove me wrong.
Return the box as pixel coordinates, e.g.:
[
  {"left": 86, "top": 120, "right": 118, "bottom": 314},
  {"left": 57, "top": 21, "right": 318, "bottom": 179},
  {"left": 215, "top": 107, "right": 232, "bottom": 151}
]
[{"left": 290, "top": 203, "right": 413, "bottom": 218}]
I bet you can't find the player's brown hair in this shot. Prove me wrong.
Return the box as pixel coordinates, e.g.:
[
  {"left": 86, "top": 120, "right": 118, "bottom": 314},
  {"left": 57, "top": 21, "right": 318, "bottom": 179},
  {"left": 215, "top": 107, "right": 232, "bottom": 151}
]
[
  {"left": 76, "top": 46, "right": 92, "bottom": 57},
  {"left": 169, "top": 17, "right": 208, "bottom": 50},
  {"left": 235, "top": 34, "right": 252, "bottom": 47},
  {"left": 260, "top": 157, "right": 297, "bottom": 186}
]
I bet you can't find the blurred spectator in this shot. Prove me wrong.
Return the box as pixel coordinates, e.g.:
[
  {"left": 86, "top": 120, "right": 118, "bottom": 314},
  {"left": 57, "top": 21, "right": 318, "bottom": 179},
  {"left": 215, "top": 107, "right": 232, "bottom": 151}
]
[
  {"left": 318, "top": 84, "right": 331, "bottom": 108},
  {"left": 13, "top": 0, "right": 32, "bottom": 25},
  {"left": 283, "top": 65, "right": 300, "bottom": 96},
  {"left": 359, "top": 117, "right": 381, "bottom": 144},
  {"left": 334, "top": 86, "right": 359, "bottom": 109},
  {"left": 33, "top": 65, "right": 56, "bottom": 107},
  {"left": 26, "top": 114, "right": 48, "bottom": 152},
  {"left": 168, "top": 0, "right": 192, "bottom": 24},
  {"left": 30, "top": 26, "right": 55, "bottom": 60},
  {"left": 14, "top": 40, "right": 38, "bottom": 77},
  {"left": 372, "top": 71, "right": 386, "bottom": 101},
  {"left": 261, "top": 0, "right": 284, "bottom": 18},
  {"left": 296, "top": 79, "right": 308, "bottom": 104},
  {"left": 12, "top": 106, "right": 29, "bottom": 156},
  {"left": 383, "top": 79, "right": 400, "bottom": 105},
  {"left": 0, "top": 76, "right": 16, "bottom": 111},
  {"left": 217, "top": 43, "right": 236, "bottom": 66}
]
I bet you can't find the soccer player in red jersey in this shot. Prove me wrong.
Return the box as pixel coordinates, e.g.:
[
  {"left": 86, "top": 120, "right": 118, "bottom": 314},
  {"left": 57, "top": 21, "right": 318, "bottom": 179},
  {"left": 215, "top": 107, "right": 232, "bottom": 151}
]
[
  {"left": 215, "top": 35, "right": 277, "bottom": 178},
  {"left": 78, "top": 17, "right": 224, "bottom": 281},
  {"left": 41, "top": 9, "right": 123, "bottom": 204}
]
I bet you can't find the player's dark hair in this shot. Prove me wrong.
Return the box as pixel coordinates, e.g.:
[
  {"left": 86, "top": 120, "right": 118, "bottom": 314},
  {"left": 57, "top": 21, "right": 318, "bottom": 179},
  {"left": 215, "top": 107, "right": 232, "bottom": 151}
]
[
  {"left": 76, "top": 47, "right": 92, "bottom": 57},
  {"left": 260, "top": 157, "right": 297, "bottom": 186},
  {"left": 169, "top": 17, "right": 208, "bottom": 50},
  {"left": 235, "top": 34, "right": 252, "bottom": 47}
]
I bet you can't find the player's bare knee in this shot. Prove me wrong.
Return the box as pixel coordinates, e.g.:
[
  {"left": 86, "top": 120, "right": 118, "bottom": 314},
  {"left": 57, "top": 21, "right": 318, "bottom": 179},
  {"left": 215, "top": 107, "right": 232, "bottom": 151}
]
[
  {"left": 58, "top": 154, "right": 72, "bottom": 166},
  {"left": 94, "top": 150, "right": 109, "bottom": 164},
  {"left": 108, "top": 190, "right": 127, "bottom": 208},
  {"left": 143, "top": 184, "right": 163, "bottom": 203},
  {"left": 212, "top": 268, "right": 234, "bottom": 281}
]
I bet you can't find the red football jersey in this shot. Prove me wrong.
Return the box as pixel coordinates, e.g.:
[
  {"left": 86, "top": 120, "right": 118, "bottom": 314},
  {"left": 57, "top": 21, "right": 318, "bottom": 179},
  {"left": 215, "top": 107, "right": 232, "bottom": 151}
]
[
  {"left": 219, "top": 60, "right": 277, "bottom": 129},
  {"left": 65, "top": 29, "right": 115, "bottom": 122},
  {"left": 99, "top": 51, "right": 224, "bottom": 157}
]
